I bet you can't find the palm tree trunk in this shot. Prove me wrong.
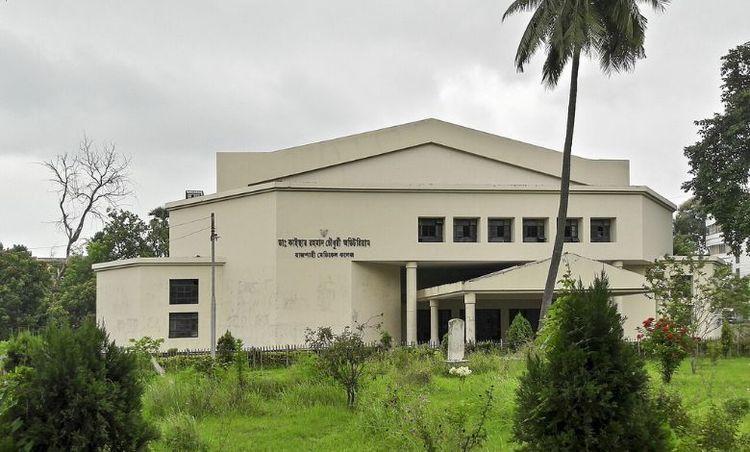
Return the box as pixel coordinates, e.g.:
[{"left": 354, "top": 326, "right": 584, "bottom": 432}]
[{"left": 539, "top": 49, "right": 581, "bottom": 327}]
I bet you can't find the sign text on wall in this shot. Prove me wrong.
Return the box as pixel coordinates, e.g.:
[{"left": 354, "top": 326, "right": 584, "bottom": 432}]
[{"left": 277, "top": 235, "right": 371, "bottom": 259}]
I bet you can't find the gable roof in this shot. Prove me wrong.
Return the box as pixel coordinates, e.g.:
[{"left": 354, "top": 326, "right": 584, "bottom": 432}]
[
  {"left": 417, "top": 253, "right": 647, "bottom": 299},
  {"left": 216, "top": 118, "right": 630, "bottom": 191}
]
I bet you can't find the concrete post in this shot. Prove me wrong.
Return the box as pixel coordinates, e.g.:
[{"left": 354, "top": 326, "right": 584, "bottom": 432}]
[
  {"left": 406, "top": 262, "right": 418, "bottom": 345},
  {"left": 611, "top": 261, "right": 624, "bottom": 313},
  {"left": 429, "top": 299, "right": 439, "bottom": 345},
  {"left": 464, "top": 292, "right": 476, "bottom": 344},
  {"left": 501, "top": 307, "right": 510, "bottom": 340}
]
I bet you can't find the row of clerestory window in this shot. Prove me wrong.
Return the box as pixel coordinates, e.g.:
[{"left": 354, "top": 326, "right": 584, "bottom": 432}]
[{"left": 418, "top": 217, "right": 614, "bottom": 243}]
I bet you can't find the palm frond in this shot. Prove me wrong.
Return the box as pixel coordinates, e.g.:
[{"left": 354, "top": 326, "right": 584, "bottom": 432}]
[
  {"left": 638, "top": 0, "right": 670, "bottom": 12},
  {"left": 514, "top": 3, "right": 555, "bottom": 71},
  {"left": 502, "top": 0, "right": 545, "bottom": 21}
]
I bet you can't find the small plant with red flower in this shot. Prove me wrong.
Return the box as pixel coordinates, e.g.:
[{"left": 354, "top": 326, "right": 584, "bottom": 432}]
[{"left": 637, "top": 317, "right": 693, "bottom": 383}]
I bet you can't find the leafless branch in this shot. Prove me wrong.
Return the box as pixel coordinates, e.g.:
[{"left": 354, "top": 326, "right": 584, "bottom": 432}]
[{"left": 43, "top": 134, "right": 131, "bottom": 276}]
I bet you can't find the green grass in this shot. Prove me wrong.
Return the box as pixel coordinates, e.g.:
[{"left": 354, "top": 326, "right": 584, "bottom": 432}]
[{"left": 145, "top": 355, "right": 750, "bottom": 451}]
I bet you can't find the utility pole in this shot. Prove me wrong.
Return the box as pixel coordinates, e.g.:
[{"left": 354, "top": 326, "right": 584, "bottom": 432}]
[{"left": 210, "top": 212, "right": 218, "bottom": 358}]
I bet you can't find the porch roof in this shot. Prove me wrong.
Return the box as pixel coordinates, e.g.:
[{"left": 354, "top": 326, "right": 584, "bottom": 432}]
[{"left": 417, "top": 253, "right": 647, "bottom": 300}]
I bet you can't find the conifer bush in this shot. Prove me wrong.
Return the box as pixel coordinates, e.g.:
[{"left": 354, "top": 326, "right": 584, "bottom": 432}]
[
  {"left": 506, "top": 313, "right": 534, "bottom": 351},
  {"left": 0, "top": 321, "right": 158, "bottom": 450},
  {"left": 217, "top": 330, "right": 241, "bottom": 365},
  {"left": 513, "top": 275, "right": 667, "bottom": 451}
]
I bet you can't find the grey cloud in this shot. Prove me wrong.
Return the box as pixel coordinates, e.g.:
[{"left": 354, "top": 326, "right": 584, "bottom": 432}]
[{"left": 0, "top": 0, "right": 748, "bottom": 253}]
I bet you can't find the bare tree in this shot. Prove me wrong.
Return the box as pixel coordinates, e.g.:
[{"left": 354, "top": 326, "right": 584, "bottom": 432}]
[{"left": 43, "top": 135, "right": 131, "bottom": 275}]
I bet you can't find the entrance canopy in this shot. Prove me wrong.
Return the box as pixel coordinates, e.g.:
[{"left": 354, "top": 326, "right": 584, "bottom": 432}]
[{"left": 417, "top": 253, "right": 646, "bottom": 301}]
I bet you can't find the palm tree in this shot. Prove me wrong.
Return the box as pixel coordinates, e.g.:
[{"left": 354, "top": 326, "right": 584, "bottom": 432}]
[{"left": 502, "top": 0, "right": 669, "bottom": 324}]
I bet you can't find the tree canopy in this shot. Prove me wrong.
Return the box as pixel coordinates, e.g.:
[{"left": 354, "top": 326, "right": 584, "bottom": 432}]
[
  {"left": 683, "top": 42, "right": 750, "bottom": 257},
  {"left": 0, "top": 245, "right": 51, "bottom": 339},
  {"left": 673, "top": 197, "right": 706, "bottom": 256}
]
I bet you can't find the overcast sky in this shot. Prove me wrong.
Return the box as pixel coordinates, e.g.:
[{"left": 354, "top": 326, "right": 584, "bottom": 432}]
[{"left": 1, "top": 1, "right": 748, "bottom": 256}]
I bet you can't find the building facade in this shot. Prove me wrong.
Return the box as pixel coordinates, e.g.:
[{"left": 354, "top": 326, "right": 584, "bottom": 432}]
[
  {"left": 706, "top": 216, "right": 750, "bottom": 277},
  {"left": 94, "top": 119, "right": 675, "bottom": 349}
]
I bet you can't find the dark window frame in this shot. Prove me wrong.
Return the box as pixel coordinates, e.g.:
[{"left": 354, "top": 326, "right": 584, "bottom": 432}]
[
  {"left": 522, "top": 218, "right": 547, "bottom": 243},
  {"left": 418, "top": 217, "right": 445, "bottom": 243},
  {"left": 488, "top": 218, "right": 513, "bottom": 243},
  {"left": 169, "top": 279, "right": 199, "bottom": 305},
  {"left": 453, "top": 217, "right": 479, "bottom": 243},
  {"left": 590, "top": 218, "right": 614, "bottom": 243},
  {"left": 564, "top": 218, "right": 581, "bottom": 243},
  {"left": 169, "top": 312, "right": 199, "bottom": 338}
]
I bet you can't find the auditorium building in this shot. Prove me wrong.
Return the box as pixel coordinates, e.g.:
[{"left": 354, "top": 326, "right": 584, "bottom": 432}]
[{"left": 94, "top": 119, "right": 675, "bottom": 349}]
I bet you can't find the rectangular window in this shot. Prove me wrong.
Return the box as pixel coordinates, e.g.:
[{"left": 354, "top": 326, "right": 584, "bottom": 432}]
[
  {"left": 418, "top": 217, "right": 444, "bottom": 242},
  {"left": 169, "top": 312, "right": 198, "bottom": 338},
  {"left": 523, "top": 218, "right": 546, "bottom": 242},
  {"left": 453, "top": 218, "right": 478, "bottom": 242},
  {"left": 564, "top": 218, "right": 580, "bottom": 243},
  {"left": 488, "top": 218, "right": 512, "bottom": 242},
  {"left": 169, "top": 279, "right": 199, "bottom": 305},
  {"left": 590, "top": 218, "right": 614, "bottom": 242}
]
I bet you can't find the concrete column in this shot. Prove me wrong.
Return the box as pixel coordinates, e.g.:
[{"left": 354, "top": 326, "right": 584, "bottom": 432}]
[
  {"left": 429, "top": 299, "right": 439, "bottom": 345},
  {"left": 610, "top": 261, "right": 624, "bottom": 313},
  {"left": 464, "top": 292, "right": 476, "bottom": 344},
  {"left": 406, "top": 262, "right": 418, "bottom": 345}
]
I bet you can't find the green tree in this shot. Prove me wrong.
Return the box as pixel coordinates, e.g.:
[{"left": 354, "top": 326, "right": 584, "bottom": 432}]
[
  {"left": 0, "top": 245, "right": 51, "bottom": 339},
  {"left": 46, "top": 208, "right": 169, "bottom": 326},
  {"left": 673, "top": 197, "right": 707, "bottom": 255},
  {"left": 513, "top": 275, "right": 667, "bottom": 450},
  {"left": 684, "top": 42, "right": 750, "bottom": 257},
  {"left": 644, "top": 256, "right": 750, "bottom": 373},
  {"left": 45, "top": 254, "right": 97, "bottom": 327},
  {"left": 0, "top": 321, "right": 158, "bottom": 450},
  {"left": 87, "top": 209, "right": 154, "bottom": 263},
  {"left": 506, "top": 313, "right": 534, "bottom": 351},
  {"left": 720, "top": 320, "right": 734, "bottom": 358},
  {"left": 147, "top": 206, "right": 169, "bottom": 257},
  {"left": 502, "top": 0, "right": 669, "bottom": 322},
  {"left": 305, "top": 325, "right": 376, "bottom": 408}
]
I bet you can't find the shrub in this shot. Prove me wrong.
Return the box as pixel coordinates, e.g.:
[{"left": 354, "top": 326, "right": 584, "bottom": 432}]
[
  {"left": 379, "top": 329, "right": 393, "bottom": 350},
  {"left": 691, "top": 398, "right": 750, "bottom": 451},
  {"left": 506, "top": 313, "right": 534, "bottom": 351},
  {"left": 707, "top": 341, "right": 721, "bottom": 365},
  {"left": 513, "top": 275, "right": 668, "bottom": 451},
  {"left": 639, "top": 317, "right": 692, "bottom": 383},
  {"left": 160, "top": 413, "right": 208, "bottom": 452},
  {"left": 720, "top": 320, "right": 733, "bottom": 358},
  {"left": 373, "top": 346, "right": 444, "bottom": 381},
  {"left": 360, "top": 384, "right": 494, "bottom": 451},
  {"left": 128, "top": 336, "right": 165, "bottom": 377},
  {"left": 467, "top": 352, "right": 502, "bottom": 374},
  {"left": 1, "top": 330, "right": 41, "bottom": 372},
  {"left": 0, "top": 321, "right": 158, "bottom": 450},
  {"left": 470, "top": 340, "right": 502, "bottom": 354},
  {"left": 158, "top": 354, "right": 217, "bottom": 374},
  {"left": 305, "top": 325, "right": 376, "bottom": 408},
  {"left": 650, "top": 388, "right": 692, "bottom": 433},
  {"left": 396, "top": 359, "right": 435, "bottom": 386},
  {"left": 217, "top": 330, "right": 241, "bottom": 365}
]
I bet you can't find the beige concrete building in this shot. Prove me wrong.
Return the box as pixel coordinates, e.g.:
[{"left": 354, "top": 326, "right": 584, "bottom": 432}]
[{"left": 94, "top": 119, "right": 676, "bottom": 349}]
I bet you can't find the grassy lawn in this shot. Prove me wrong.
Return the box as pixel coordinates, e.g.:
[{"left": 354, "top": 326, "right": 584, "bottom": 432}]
[{"left": 146, "top": 355, "right": 750, "bottom": 451}]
